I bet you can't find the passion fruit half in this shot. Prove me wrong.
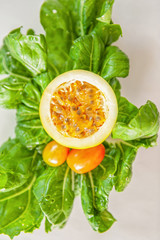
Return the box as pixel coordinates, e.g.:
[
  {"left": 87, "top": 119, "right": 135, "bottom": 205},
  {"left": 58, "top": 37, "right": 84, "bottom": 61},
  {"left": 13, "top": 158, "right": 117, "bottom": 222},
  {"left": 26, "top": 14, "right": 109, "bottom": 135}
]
[{"left": 40, "top": 70, "right": 118, "bottom": 149}]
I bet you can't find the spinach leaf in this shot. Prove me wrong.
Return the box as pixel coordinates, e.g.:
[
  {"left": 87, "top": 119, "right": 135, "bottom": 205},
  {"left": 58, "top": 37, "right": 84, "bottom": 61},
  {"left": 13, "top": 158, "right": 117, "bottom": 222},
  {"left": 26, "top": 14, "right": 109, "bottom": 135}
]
[
  {"left": 16, "top": 82, "right": 51, "bottom": 150},
  {"left": 33, "top": 163, "right": 75, "bottom": 228},
  {"left": 40, "top": 0, "right": 74, "bottom": 75},
  {"left": 33, "top": 72, "right": 51, "bottom": 93},
  {"left": 73, "top": 172, "right": 82, "bottom": 196},
  {"left": 106, "top": 24, "right": 122, "bottom": 45},
  {"left": 70, "top": 34, "right": 104, "bottom": 73},
  {"left": 100, "top": 141, "right": 121, "bottom": 179},
  {"left": 0, "top": 138, "right": 40, "bottom": 192},
  {"left": 116, "top": 97, "right": 138, "bottom": 123},
  {"left": 93, "top": 0, "right": 122, "bottom": 45},
  {"left": 16, "top": 104, "right": 39, "bottom": 122},
  {"left": 96, "top": 0, "right": 114, "bottom": 24},
  {"left": 0, "top": 48, "right": 5, "bottom": 74},
  {"left": 131, "top": 134, "right": 158, "bottom": 149},
  {"left": 81, "top": 171, "right": 116, "bottom": 232},
  {"left": 0, "top": 76, "right": 28, "bottom": 109},
  {"left": 45, "top": 217, "right": 52, "bottom": 233},
  {"left": 0, "top": 178, "right": 43, "bottom": 238},
  {"left": 57, "top": 0, "right": 78, "bottom": 31},
  {"left": 95, "top": 23, "right": 122, "bottom": 46},
  {"left": 106, "top": 134, "right": 158, "bottom": 192},
  {"left": 112, "top": 100, "right": 159, "bottom": 141},
  {"left": 0, "top": 29, "right": 49, "bottom": 110},
  {"left": 75, "top": 0, "right": 97, "bottom": 36},
  {"left": 1, "top": 45, "right": 32, "bottom": 78},
  {"left": 107, "top": 78, "right": 121, "bottom": 101},
  {"left": 0, "top": 138, "right": 44, "bottom": 238},
  {"left": 16, "top": 119, "right": 51, "bottom": 151},
  {"left": 101, "top": 46, "right": 129, "bottom": 80},
  {"left": 113, "top": 141, "right": 137, "bottom": 192},
  {"left": 81, "top": 147, "right": 119, "bottom": 232},
  {"left": 0, "top": 43, "right": 33, "bottom": 109},
  {"left": 0, "top": 170, "right": 7, "bottom": 189},
  {"left": 26, "top": 29, "right": 35, "bottom": 35},
  {"left": 4, "top": 28, "right": 47, "bottom": 77}
]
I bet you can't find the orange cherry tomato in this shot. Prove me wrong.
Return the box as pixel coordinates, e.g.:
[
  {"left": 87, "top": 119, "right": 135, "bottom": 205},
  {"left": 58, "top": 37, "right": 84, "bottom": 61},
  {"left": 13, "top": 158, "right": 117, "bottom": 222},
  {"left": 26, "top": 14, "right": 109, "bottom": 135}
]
[
  {"left": 43, "top": 141, "right": 69, "bottom": 167},
  {"left": 67, "top": 144, "right": 105, "bottom": 174}
]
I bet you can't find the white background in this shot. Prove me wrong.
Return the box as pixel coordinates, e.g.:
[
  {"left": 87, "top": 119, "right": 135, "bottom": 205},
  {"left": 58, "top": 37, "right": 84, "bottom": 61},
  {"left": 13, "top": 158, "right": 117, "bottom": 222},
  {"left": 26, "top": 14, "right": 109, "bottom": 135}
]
[{"left": 0, "top": 0, "right": 160, "bottom": 240}]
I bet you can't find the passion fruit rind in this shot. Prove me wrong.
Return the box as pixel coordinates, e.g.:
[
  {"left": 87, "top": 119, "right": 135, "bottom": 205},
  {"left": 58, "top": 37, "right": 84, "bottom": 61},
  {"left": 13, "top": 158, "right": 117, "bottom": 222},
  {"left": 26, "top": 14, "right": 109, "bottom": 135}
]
[{"left": 40, "top": 70, "right": 118, "bottom": 149}]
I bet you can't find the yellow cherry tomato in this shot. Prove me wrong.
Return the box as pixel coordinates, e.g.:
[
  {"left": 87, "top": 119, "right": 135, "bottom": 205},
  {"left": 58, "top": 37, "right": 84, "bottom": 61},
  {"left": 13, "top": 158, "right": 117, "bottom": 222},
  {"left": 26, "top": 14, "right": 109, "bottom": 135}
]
[{"left": 43, "top": 140, "right": 69, "bottom": 167}]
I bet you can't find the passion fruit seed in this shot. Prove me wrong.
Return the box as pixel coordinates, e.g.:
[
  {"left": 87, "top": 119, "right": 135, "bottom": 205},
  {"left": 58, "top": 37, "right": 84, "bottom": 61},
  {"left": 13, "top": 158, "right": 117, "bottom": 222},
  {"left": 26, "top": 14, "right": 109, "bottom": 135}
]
[{"left": 50, "top": 80, "right": 108, "bottom": 139}]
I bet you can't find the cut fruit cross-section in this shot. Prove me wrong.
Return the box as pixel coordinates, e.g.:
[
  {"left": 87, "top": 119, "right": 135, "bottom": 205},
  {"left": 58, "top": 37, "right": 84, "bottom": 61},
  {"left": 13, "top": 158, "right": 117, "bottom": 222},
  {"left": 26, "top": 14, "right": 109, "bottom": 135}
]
[{"left": 40, "top": 70, "right": 118, "bottom": 149}]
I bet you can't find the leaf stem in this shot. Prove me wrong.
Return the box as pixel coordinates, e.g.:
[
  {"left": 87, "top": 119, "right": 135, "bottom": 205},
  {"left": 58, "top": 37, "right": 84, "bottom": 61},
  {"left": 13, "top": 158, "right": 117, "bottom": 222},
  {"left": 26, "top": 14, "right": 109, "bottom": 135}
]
[
  {"left": 0, "top": 189, "right": 32, "bottom": 230},
  {"left": 62, "top": 166, "right": 70, "bottom": 209},
  {"left": 71, "top": 171, "right": 75, "bottom": 192},
  {"left": 80, "top": 0, "right": 85, "bottom": 36},
  {"left": 3, "top": 58, "right": 31, "bottom": 82},
  {"left": 0, "top": 175, "right": 36, "bottom": 202},
  {"left": 88, "top": 172, "right": 96, "bottom": 209}
]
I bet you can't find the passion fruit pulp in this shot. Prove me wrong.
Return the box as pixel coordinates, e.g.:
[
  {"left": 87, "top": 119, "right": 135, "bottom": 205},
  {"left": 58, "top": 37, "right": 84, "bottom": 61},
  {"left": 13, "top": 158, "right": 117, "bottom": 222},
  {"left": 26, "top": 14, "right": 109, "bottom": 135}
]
[
  {"left": 50, "top": 80, "right": 107, "bottom": 138},
  {"left": 40, "top": 70, "right": 118, "bottom": 149}
]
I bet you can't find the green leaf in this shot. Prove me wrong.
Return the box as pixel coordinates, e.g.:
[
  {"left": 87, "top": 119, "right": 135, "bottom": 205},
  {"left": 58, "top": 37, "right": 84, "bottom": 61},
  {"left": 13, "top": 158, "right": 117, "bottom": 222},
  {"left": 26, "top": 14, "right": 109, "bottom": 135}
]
[
  {"left": 0, "top": 76, "right": 28, "bottom": 109},
  {"left": 92, "top": 0, "right": 122, "bottom": 46},
  {"left": 0, "top": 170, "right": 8, "bottom": 189},
  {"left": 45, "top": 217, "right": 52, "bottom": 233},
  {"left": 21, "top": 83, "right": 41, "bottom": 108},
  {"left": 81, "top": 171, "right": 116, "bottom": 232},
  {"left": 1, "top": 45, "right": 32, "bottom": 78},
  {"left": 105, "top": 135, "right": 158, "bottom": 192},
  {"left": 107, "top": 99, "right": 159, "bottom": 192},
  {"left": 107, "top": 78, "right": 121, "bottom": 101},
  {"left": 112, "top": 100, "right": 159, "bottom": 141},
  {"left": 33, "top": 72, "right": 51, "bottom": 93},
  {"left": 40, "top": 0, "right": 74, "bottom": 74},
  {"left": 113, "top": 141, "right": 137, "bottom": 192},
  {"left": 96, "top": 0, "right": 114, "bottom": 24},
  {"left": 81, "top": 149, "right": 118, "bottom": 233},
  {"left": 98, "top": 142, "right": 121, "bottom": 179},
  {"left": 116, "top": 97, "right": 138, "bottom": 123},
  {"left": 70, "top": 34, "right": 104, "bottom": 73},
  {"left": 4, "top": 28, "right": 47, "bottom": 77},
  {"left": 94, "top": 23, "right": 122, "bottom": 46},
  {"left": 58, "top": 0, "right": 78, "bottom": 29},
  {"left": 16, "top": 105, "right": 39, "bottom": 122},
  {"left": 0, "top": 48, "right": 5, "bottom": 74},
  {"left": 131, "top": 134, "right": 158, "bottom": 148},
  {"left": 0, "top": 44, "right": 32, "bottom": 110},
  {"left": 26, "top": 29, "right": 35, "bottom": 35},
  {"left": 33, "top": 163, "right": 75, "bottom": 228},
  {"left": 73, "top": 173, "right": 82, "bottom": 196},
  {"left": 106, "top": 24, "right": 122, "bottom": 45},
  {"left": 0, "top": 178, "right": 43, "bottom": 238},
  {"left": 0, "top": 138, "right": 40, "bottom": 192},
  {"left": 101, "top": 46, "right": 129, "bottom": 80},
  {"left": 16, "top": 82, "right": 51, "bottom": 150},
  {"left": 16, "top": 119, "right": 51, "bottom": 150},
  {"left": 0, "top": 138, "right": 43, "bottom": 238},
  {"left": 76, "top": 0, "right": 97, "bottom": 36}
]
